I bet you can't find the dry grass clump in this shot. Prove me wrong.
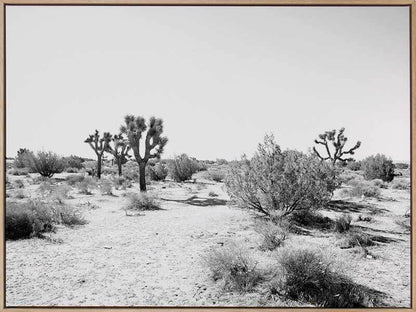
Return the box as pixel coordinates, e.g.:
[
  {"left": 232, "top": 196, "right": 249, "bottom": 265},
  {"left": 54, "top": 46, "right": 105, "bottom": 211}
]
[
  {"left": 288, "top": 210, "right": 333, "bottom": 231},
  {"left": 66, "top": 174, "right": 86, "bottom": 186},
  {"left": 204, "top": 243, "right": 264, "bottom": 292},
  {"left": 6, "top": 200, "right": 87, "bottom": 240},
  {"left": 125, "top": 192, "right": 161, "bottom": 211},
  {"left": 254, "top": 220, "right": 289, "bottom": 251},
  {"left": 339, "top": 230, "right": 376, "bottom": 249},
  {"left": 372, "top": 179, "right": 388, "bottom": 189},
  {"left": 8, "top": 168, "right": 30, "bottom": 176},
  {"left": 208, "top": 191, "right": 219, "bottom": 197},
  {"left": 205, "top": 170, "right": 227, "bottom": 182},
  {"left": 99, "top": 179, "right": 114, "bottom": 195},
  {"left": 269, "top": 247, "right": 381, "bottom": 307},
  {"left": 334, "top": 214, "right": 352, "bottom": 233},
  {"left": 390, "top": 178, "right": 410, "bottom": 190},
  {"left": 76, "top": 177, "right": 97, "bottom": 195},
  {"left": 112, "top": 176, "right": 132, "bottom": 190},
  {"left": 341, "top": 179, "right": 380, "bottom": 199}
]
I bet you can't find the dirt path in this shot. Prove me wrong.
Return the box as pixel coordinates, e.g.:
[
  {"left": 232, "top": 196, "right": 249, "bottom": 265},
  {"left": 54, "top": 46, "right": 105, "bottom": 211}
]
[{"left": 6, "top": 181, "right": 256, "bottom": 306}]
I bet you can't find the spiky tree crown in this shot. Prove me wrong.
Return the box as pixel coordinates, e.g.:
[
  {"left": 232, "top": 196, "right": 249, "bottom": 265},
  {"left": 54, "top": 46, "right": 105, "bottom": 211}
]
[
  {"left": 84, "top": 130, "right": 112, "bottom": 156},
  {"left": 120, "top": 115, "right": 168, "bottom": 162},
  {"left": 313, "top": 127, "right": 361, "bottom": 164},
  {"left": 104, "top": 133, "right": 131, "bottom": 163}
]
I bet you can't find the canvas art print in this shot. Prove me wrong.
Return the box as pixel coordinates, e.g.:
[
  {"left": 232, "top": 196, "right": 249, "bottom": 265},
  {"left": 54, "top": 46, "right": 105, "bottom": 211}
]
[{"left": 3, "top": 3, "right": 412, "bottom": 308}]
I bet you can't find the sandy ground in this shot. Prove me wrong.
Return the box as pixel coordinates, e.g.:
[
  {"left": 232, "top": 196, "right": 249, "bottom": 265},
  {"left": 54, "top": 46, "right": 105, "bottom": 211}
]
[{"left": 5, "top": 173, "right": 411, "bottom": 307}]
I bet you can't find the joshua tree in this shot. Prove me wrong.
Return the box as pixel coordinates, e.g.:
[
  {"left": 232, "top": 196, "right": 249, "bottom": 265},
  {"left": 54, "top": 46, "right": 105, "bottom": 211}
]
[
  {"left": 104, "top": 133, "right": 131, "bottom": 176},
  {"left": 120, "top": 115, "right": 168, "bottom": 191},
  {"left": 84, "top": 130, "right": 111, "bottom": 179},
  {"left": 313, "top": 127, "right": 361, "bottom": 165}
]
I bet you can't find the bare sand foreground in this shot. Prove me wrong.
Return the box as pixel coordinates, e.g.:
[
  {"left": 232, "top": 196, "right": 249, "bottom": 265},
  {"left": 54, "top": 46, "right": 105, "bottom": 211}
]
[{"left": 6, "top": 174, "right": 411, "bottom": 307}]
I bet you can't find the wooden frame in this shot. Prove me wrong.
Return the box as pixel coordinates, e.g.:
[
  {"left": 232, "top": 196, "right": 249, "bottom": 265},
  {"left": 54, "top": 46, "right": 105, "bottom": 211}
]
[{"left": 0, "top": 0, "right": 414, "bottom": 311}]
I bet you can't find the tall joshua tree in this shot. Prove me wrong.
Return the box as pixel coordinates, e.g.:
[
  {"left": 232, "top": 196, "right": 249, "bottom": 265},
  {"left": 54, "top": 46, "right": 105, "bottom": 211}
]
[
  {"left": 121, "top": 115, "right": 168, "bottom": 191},
  {"left": 105, "top": 133, "right": 131, "bottom": 176},
  {"left": 313, "top": 127, "right": 361, "bottom": 165},
  {"left": 84, "top": 130, "right": 111, "bottom": 179}
]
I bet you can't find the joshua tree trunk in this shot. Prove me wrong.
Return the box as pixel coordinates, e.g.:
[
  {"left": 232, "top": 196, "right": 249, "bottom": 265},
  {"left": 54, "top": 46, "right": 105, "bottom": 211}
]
[
  {"left": 117, "top": 158, "right": 123, "bottom": 176},
  {"left": 139, "top": 162, "right": 146, "bottom": 191},
  {"left": 97, "top": 155, "right": 102, "bottom": 179}
]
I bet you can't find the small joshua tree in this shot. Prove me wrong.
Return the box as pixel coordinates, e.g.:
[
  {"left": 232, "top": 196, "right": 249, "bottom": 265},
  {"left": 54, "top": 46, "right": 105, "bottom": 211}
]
[
  {"left": 84, "top": 130, "right": 111, "bottom": 179},
  {"left": 313, "top": 128, "right": 361, "bottom": 165},
  {"left": 105, "top": 133, "right": 131, "bottom": 176},
  {"left": 120, "top": 115, "right": 168, "bottom": 191}
]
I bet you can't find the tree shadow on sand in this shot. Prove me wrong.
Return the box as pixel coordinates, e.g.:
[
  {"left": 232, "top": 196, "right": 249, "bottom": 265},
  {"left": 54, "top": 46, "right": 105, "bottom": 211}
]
[
  {"left": 325, "top": 200, "right": 388, "bottom": 214},
  {"left": 161, "top": 195, "right": 228, "bottom": 207}
]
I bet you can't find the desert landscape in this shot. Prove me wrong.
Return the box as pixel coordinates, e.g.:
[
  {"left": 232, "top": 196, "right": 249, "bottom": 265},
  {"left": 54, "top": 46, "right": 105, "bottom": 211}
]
[
  {"left": 5, "top": 121, "right": 411, "bottom": 307},
  {"left": 5, "top": 5, "right": 411, "bottom": 308}
]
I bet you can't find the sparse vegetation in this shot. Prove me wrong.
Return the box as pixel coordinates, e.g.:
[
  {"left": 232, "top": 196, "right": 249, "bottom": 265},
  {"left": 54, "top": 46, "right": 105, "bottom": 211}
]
[
  {"left": 148, "top": 162, "right": 168, "bottom": 181},
  {"left": 76, "top": 177, "right": 97, "bottom": 195},
  {"left": 169, "top": 154, "right": 199, "bottom": 182},
  {"left": 29, "top": 151, "right": 65, "bottom": 178},
  {"left": 205, "top": 243, "right": 264, "bottom": 292},
  {"left": 254, "top": 220, "right": 289, "bottom": 250},
  {"left": 342, "top": 179, "right": 381, "bottom": 198},
  {"left": 225, "top": 135, "right": 338, "bottom": 219},
  {"left": 334, "top": 214, "right": 352, "bottom": 233},
  {"left": 361, "top": 154, "right": 395, "bottom": 182},
  {"left": 390, "top": 178, "right": 410, "bottom": 190},
  {"left": 125, "top": 192, "right": 161, "bottom": 211},
  {"left": 270, "top": 247, "right": 380, "bottom": 307}
]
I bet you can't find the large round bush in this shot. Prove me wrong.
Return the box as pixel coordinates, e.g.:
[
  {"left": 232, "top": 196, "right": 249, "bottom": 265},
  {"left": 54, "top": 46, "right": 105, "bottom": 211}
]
[
  {"left": 225, "top": 135, "right": 338, "bottom": 219},
  {"left": 361, "top": 154, "right": 395, "bottom": 182}
]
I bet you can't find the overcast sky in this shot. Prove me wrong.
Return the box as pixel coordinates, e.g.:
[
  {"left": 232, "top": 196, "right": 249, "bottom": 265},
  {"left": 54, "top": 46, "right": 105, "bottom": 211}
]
[{"left": 6, "top": 5, "right": 410, "bottom": 161}]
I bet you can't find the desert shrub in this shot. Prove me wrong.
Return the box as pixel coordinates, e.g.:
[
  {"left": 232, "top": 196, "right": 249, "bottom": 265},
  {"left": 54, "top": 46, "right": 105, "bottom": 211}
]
[
  {"left": 148, "top": 162, "right": 168, "bottom": 181},
  {"left": 390, "top": 179, "right": 410, "bottom": 190},
  {"left": 168, "top": 154, "right": 199, "bottom": 182},
  {"left": 13, "top": 148, "right": 35, "bottom": 169},
  {"left": 83, "top": 160, "right": 98, "bottom": 177},
  {"left": 8, "top": 168, "right": 30, "bottom": 176},
  {"left": 14, "top": 190, "right": 26, "bottom": 199},
  {"left": 58, "top": 205, "right": 87, "bottom": 226},
  {"left": 340, "top": 230, "right": 375, "bottom": 248},
  {"left": 372, "top": 179, "right": 388, "bottom": 189},
  {"left": 37, "top": 181, "right": 55, "bottom": 197},
  {"left": 334, "top": 214, "right": 352, "bottom": 233},
  {"left": 205, "top": 244, "right": 263, "bottom": 292},
  {"left": 342, "top": 180, "right": 380, "bottom": 198},
  {"left": 51, "top": 184, "right": 73, "bottom": 203},
  {"left": 225, "top": 135, "right": 338, "bottom": 219},
  {"left": 112, "top": 176, "right": 132, "bottom": 190},
  {"left": 395, "top": 217, "right": 410, "bottom": 232},
  {"left": 6, "top": 200, "right": 87, "bottom": 240},
  {"left": 123, "top": 162, "right": 140, "bottom": 181},
  {"left": 6, "top": 200, "right": 56, "bottom": 239},
  {"left": 125, "top": 192, "right": 161, "bottom": 211},
  {"left": 357, "top": 215, "right": 372, "bottom": 222},
  {"left": 99, "top": 179, "right": 113, "bottom": 195},
  {"left": 338, "top": 171, "right": 362, "bottom": 185},
  {"left": 361, "top": 154, "right": 394, "bottom": 182},
  {"left": 208, "top": 191, "right": 219, "bottom": 197},
  {"left": 14, "top": 179, "right": 25, "bottom": 189},
  {"left": 65, "top": 167, "right": 79, "bottom": 173},
  {"left": 394, "top": 162, "right": 409, "bottom": 170},
  {"left": 346, "top": 160, "right": 361, "bottom": 171},
  {"left": 216, "top": 158, "right": 228, "bottom": 165},
  {"left": 63, "top": 155, "right": 85, "bottom": 170},
  {"left": 29, "top": 151, "right": 65, "bottom": 178},
  {"left": 101, "top": 166, "right": 117, "bottom": 176},
  {"left": 271, "top": 248, "right": 378, "bottom": 307},
  {"left": 66, "top": 174, "right": 85, "bottom": 186},
  {"left": 205, "top": 170, "right": 227, "bottom": 182},
  {"left": 76, "top": 177, "right": 97, "bottom": 195},
  {"left": 254, "top": 220, "right": 289, "bottom": 251}
]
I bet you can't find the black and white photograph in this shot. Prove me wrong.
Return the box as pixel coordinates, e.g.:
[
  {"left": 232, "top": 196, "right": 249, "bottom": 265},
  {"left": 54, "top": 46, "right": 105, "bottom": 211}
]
[{"left": 3, "top": 3, "right": 413, "bottom": 308}]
